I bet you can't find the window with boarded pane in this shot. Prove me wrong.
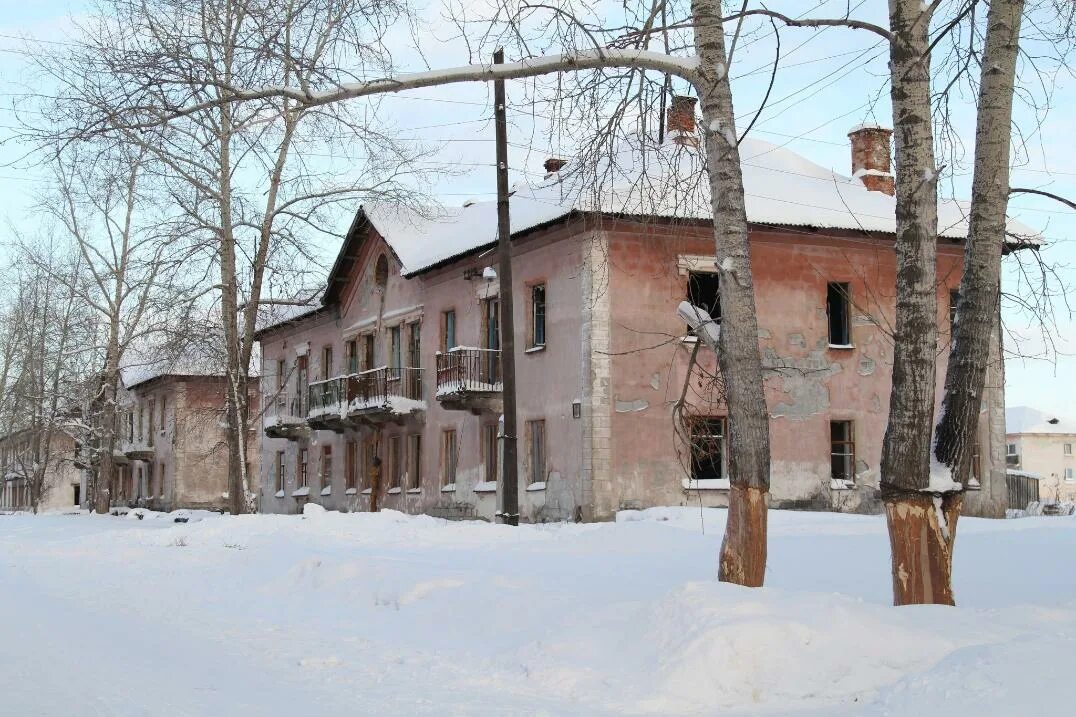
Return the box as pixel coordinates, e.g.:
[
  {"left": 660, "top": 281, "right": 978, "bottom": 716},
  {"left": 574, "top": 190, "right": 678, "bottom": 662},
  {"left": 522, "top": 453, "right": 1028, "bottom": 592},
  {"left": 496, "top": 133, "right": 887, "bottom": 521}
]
[
  {"left": 830, "top": 421, "right": 855, "bottom": 483},
  {"left": 530, "top": 284, "right": 546, "bottom": 347},
  {"left": 483, "top": 424, "right": 499, "bottom": 483},
  {"left": 528, "top": 420, "right": 546, "bottom": 484},
  {"left": 827, "top": 282, "right": 852, "bottom": 346},
  {"left": 686, "top": 272, "right": 721, "bottom": 333},
  {"left": 689, "top": 417, "right": 727, "bottom": 481},
  {"left": 345, "top": 440, "right": 357, "bottom": 490},
  {"left": 408, "top": 434, "right": 422, "bottom": 490},
  {"left": 442, "top": 430, "right": 458, "bottom": 486}
]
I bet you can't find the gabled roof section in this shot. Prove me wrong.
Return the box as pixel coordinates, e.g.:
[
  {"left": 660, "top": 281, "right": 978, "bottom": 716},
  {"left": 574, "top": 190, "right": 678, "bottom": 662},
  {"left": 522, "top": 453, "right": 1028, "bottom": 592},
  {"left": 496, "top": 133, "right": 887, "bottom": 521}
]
[{"left": 355, "top": 135, "right": 1041, "bottom": 278}]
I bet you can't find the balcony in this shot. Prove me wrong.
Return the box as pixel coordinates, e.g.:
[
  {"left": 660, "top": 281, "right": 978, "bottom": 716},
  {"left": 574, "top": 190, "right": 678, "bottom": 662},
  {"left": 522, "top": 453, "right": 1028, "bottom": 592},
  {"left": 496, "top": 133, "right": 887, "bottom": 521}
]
[
  {"left": 263, "top": 394, "right": 311, "bottom": 441},
  {"left": 307, "top": 376, "right": 352, "bottom": 432},
  {"left": 435, "top": 348, "right": 503, "bottom": 414},
  {"left": 347, "top": 367, "right": 426, "bottom": 424}
]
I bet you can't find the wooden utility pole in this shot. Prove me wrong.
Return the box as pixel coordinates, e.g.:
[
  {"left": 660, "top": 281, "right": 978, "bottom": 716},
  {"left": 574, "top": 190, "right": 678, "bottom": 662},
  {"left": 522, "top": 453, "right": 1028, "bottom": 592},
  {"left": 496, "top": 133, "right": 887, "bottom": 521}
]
[{"left": 493, "top": 48, "right": 519, "bottom": 526}]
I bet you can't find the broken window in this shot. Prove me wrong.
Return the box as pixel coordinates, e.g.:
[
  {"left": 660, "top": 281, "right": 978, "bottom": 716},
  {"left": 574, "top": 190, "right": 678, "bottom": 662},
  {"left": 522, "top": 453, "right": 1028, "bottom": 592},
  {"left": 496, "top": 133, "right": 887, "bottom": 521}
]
[
  {"left": 830, "top": 421, "right": 855, "bottom": 483},
  {"left": 689, "top": 417, "right": 727, "bottom": 481},
  {"left": 826, "top": 282, "right": 852, "bottom": 346},
  {"left": 687, "top": 271, "right": 721, "bottom": 334}
]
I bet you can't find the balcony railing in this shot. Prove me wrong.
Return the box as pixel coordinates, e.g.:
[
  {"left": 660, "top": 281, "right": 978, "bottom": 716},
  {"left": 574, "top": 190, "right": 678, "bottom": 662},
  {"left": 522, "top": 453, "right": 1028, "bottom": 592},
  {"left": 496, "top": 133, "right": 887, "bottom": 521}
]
[
  {"left": 350, "top": 366, "right": 424, "bottom": 412},
  {"left": 308, "top": 376, "right": 349, "bottom": 419},
  {"left": 435, "top": 348, "right": 502, "bottom": 395}
]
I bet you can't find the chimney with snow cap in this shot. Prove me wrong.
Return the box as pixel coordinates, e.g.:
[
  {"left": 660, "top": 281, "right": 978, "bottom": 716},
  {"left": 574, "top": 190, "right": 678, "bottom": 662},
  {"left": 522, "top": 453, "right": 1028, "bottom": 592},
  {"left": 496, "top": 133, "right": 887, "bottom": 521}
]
[
  {"left": 667, "top": 95, "right": 698, "bottom": 146},
  {"left": 848, "top": 124, "right": 894, "bottom": 195}
]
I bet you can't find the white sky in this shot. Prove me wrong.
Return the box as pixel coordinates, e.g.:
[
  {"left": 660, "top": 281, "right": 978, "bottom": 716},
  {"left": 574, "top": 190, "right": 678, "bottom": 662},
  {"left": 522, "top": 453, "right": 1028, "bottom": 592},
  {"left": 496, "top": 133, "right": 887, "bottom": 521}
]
[{"left": 1, "top": 0, "right": 1072, "bottom": 416}]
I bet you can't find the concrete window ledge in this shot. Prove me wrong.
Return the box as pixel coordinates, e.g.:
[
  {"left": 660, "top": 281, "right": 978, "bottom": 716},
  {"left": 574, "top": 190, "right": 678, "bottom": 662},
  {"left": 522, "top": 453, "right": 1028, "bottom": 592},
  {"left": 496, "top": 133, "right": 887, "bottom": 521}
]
[
  {"left": 406, "top": 488, "right": 422, "bottom": 495},
  {"left": 524, "top": 345, "right": 546, "bottom": 354},
  {"left": 320, "top": 486, "right": 332, "bottom": 496},
  {"left": 829, "top": 479, "right": 856, "bottom": 491},
  {"left": 387, "top": 487, "right": 402, "bottom": 495},
  {"left": 682, "top": 478, "right": 730, "bottom": 490},
  {"left": 526, "top": 481, "right": 547, "bottom": 492},
  {"left": 827, "top": 343, "right": 855, "bottom": 350},
  {"left": 361, "top": 488, "right": 372, "bottom": 495},
  {"left": 274, "top": 490, "right": 285, "bottom": 499},
  {"left": 291, "top": 487, "right": 310, "bottom": 497},
  {"left": 680, "top": 335, "right": 699, "bottom": 344},
  {"left": 473, "top": 481, "right": 497, "bottom": 494},
  {"left": 441, "top": 484, "right": 456, "bottom": 493},
  {"left": 345, "top": 488, "right": 358, "bottom": 495}
]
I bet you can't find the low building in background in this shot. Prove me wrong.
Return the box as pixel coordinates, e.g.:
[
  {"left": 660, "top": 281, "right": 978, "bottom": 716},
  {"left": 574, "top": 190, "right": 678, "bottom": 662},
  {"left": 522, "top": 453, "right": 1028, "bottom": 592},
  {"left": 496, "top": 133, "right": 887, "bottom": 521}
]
[
  {"left": 111, "top": 363, "right": 259, "bottom": 513},
  {"left": 1006, "top": 406, "right": 1076, "bottom": 503},
  {"left": 0, "top": 429, "right": 82, "bottom": 512}
]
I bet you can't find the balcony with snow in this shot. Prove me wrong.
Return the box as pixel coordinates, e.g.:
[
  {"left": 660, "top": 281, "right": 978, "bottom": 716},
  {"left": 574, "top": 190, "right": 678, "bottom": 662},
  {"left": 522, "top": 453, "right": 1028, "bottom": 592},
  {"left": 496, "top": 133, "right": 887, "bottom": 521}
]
[
  {"left": 435, "top": 348, "right": 503, "bottom": 414},
  {"left": 263, "top": 393, "right": 311, "bottom": 441},
  {"left": 306, "top": 376, "right": 353, "bottom": 433},
  {"left": 345, "top": 366, "right": 425, "bottom": 425}
]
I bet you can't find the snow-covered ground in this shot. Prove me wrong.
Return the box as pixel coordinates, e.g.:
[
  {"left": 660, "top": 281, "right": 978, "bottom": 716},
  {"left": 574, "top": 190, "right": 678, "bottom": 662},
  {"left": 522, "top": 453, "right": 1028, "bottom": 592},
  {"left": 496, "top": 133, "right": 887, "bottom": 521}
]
[{"left": 2, "top": 506, "right": 1074, "bottom": 716}]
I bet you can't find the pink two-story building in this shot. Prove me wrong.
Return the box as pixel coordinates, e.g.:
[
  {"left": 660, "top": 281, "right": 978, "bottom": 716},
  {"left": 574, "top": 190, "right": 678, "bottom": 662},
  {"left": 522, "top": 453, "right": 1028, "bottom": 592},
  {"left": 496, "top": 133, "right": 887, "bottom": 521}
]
[{"left": 255, "top": 105, "right": 1028, "bottom": 521}]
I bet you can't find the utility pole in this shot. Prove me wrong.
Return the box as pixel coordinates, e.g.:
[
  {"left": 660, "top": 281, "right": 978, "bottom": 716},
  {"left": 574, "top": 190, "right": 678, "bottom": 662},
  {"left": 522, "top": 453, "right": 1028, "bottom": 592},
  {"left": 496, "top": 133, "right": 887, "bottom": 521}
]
[{"left": 493, "top": 48, "right": 519, "bottom": 526}]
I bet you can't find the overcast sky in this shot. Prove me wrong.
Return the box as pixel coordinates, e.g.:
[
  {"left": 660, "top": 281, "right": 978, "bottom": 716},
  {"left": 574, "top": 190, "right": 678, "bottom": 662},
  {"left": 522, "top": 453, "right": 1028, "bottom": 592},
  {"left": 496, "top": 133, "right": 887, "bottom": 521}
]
[{"left": 1, "top": 0, "right": 1073, "bottom": 417}]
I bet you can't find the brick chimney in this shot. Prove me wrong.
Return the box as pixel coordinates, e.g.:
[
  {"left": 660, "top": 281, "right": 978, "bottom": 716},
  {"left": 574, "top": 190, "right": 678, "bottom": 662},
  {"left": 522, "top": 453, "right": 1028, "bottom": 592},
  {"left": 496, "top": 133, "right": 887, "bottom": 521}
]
[
  {"left": 667, "top": 95, "right": 698, "bottom": 146},
  {"left": 543, "top": 157, "right": 567, "bottom": 174},
  {"left": 848, "top": 124, "right": 894, "bottom": 195}
]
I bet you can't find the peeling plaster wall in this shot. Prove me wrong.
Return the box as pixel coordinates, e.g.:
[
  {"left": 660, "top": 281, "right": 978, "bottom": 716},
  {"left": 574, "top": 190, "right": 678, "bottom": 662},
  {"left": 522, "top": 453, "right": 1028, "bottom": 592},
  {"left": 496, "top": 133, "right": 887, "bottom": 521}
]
[{"left": 602, "top": 220, "right": 979, "bottom": 517}]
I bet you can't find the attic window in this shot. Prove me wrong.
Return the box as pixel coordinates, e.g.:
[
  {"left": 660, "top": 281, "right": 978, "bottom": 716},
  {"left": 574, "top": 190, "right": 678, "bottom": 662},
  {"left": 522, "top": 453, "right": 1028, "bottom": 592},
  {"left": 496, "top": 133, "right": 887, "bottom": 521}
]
[{"left": 375, "top": 254, "right": 389, "bottom": 289}]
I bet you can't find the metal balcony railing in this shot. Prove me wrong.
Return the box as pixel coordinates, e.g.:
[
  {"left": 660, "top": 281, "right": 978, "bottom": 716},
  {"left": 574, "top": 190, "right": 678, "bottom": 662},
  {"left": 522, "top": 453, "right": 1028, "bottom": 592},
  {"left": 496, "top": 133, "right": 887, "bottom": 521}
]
[
  {"left": 351, "top": 366, "right": 424, "bottom": 410},
  {"left": 307, "top": 376, "right": 349, "bottom": 418},
  {"left": 435, "top": 348, "right": 502, "bottom": 394}
]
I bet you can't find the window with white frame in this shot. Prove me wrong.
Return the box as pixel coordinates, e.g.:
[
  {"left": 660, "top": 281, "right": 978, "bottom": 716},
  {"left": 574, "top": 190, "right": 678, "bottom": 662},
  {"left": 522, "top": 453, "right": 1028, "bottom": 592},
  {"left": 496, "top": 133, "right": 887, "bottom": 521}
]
[
  {"left": 530, "top": 284, "right": 546, "bottom": 348},
  {"left": 1007, "top": 443, "right": 1017, "bottom": 456},
  {"left": 831, "top": 421, "right": 855, "bottom": 484},
  {"left": 1066, "top": 467, "right": 1075, "bottom": 482},
  {"left": 1064, "top": 443, "right": 1072, "bottom": 456}
]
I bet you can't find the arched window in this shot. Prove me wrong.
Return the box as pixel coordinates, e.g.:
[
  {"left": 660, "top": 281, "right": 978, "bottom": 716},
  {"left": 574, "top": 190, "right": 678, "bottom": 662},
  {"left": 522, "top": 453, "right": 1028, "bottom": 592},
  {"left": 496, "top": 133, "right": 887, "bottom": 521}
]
[{"left": 374, "top": 254, "right": 389, "bottom": 289}]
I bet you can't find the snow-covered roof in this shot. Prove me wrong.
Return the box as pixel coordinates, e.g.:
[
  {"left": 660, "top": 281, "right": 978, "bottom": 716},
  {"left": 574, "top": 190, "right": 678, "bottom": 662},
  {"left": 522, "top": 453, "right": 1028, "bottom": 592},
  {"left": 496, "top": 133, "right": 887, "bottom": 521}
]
[
  {"left": 1006, "top": 406, "right": 1076, "bottom": 436},
  {"left": 362, "top": 135, "right": 1042, "bottom": 277},
  {"left": 120, "top": 340, "right": 227, "bottom": 390}
]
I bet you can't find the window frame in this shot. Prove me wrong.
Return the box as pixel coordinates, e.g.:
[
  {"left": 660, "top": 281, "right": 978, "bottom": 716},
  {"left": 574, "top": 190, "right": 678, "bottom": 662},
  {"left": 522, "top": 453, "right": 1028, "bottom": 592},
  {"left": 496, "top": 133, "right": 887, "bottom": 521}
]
[
  {"left": 830, "top": 420, "right": 856, "bottom": 485},
  {"left": 389, "top": 435, "right": 403, "bottom": 489},
  {"left": 298, "top": 449, "right": 309, "bottom": 489},
  {"left": 483, "top": 423, "right": 499, "bottom": 483},
  {"left": 686, "top": 270, "right": 721, "bottom": 335},
  {"left": 826, "top": 281, "right": 853, "bottom": 347},
  {"left": 1064, "top": 443, "right": 1072, "bottom": 456},
  {"left": 345, "top": 440, "right": 358, "bottom": 490},
  {"left": 688, "top": 416, "right": 728, "bottom": 482},
  {"left": 441, "top": 429, "right": 458, "bottom": 487},
  {"left": 321, "top": 444, "right": 333, "bottom": 489},
  {"left": 529, "top": 283, "right": 547, "bottom": 348},
  {"left": 407, "top": 434, "right": 422, "bottom": 490},
  {"left": 441, "top": 309, "right": 457, "bottom": 354},
  {"left": 276, "top": 450, "right": 286, "bottom": 493},
  {"left": 527, "top": 419, "right": 546, "bottom": 484}
]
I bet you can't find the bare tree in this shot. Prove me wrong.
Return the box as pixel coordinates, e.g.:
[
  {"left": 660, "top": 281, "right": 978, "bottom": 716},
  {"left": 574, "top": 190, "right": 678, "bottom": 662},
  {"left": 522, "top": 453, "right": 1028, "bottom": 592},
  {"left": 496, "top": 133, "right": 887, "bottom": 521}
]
[
  {"left": 31, "top": 0, "right": 443, "bottom": 514},
  {"left": 40, "top": 144, "right": 197, "bottom": 514}
]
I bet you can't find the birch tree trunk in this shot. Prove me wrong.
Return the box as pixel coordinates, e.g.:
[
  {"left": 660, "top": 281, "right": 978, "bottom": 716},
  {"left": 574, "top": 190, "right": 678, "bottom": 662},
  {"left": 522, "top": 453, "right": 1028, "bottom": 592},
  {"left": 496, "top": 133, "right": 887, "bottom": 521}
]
[
  {"left": 692, "top": 0, "right": 771, "bottom": 587},
  {"left": 933, "top": 1, "right": 1024, "bottom": 507},
  {"left": 880, "top": 0, "right": 950, "bottom": 605}
]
